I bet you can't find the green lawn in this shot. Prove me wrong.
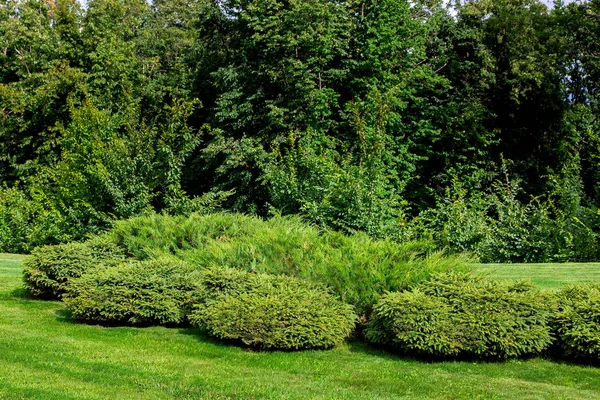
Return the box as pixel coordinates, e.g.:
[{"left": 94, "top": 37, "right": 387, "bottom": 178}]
[
  {"left": 2, "top": 255, "right": 600, "bottom": 399},
  {"left": 473, "top": 263, "right": 600, "bottom": 289}
]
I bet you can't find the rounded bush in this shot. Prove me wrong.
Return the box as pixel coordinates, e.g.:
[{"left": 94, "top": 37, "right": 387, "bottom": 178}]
[
  {"left": 190, "top": 267, "right": 357, "bottom": 350},
  {"left": 553, "top": 284, "right": 600, "bottom": 361},
  {"left": 366, "top": 272, "right": 553, "bottom": 359},
  {"left": 63, "top": 258, "right": 201, "bottom": 326},
  {"left": 366, "top": 290, "right": 461, "bottom": 356},
  {"left": 22, "top": 236, "right": 126, "bottom": 299}
]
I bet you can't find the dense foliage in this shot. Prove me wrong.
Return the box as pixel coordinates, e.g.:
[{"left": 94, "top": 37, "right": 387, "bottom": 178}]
[
  {"left": 190, "top": 267, "right": 357, "bottom": 350},
  {"left": 366, "top": 273, "right": 554, "bottom": 359},
  {"left": 16, "top": 213, "right": 600, "bottom": 362},
  {"left": 108, "top": 212, "right": 468, "bottom": 316},
  {"left": 22, "top": 236, "right": 125, "bottom": 299},
  {"left": 553, "top": 284, "right": 600, "bottom": 361},
  {"left": 63, "top": 258, "right": 201, "bottom": 325},
  {"left": 2, "top": 0, "right": 600, "bottom": 262}
]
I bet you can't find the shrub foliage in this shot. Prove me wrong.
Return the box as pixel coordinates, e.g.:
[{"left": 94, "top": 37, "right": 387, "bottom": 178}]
[
  {"left": 63, "top": 258, "right": 201, "bottom": 326},
  {"left": 109, "top": 212, "right": 468, "bottom": 316},
  {"left": 22, "top": 236, "right": 125, "bottom": 299},
  {"left": 366, "top": 273, "right": 554, "bottom": 359},
  {"left": 190, "top": 267, "right": 357, "bottom": 350},
  {"left": 553, "top": 284, "right": 600, "bottom": 361}
]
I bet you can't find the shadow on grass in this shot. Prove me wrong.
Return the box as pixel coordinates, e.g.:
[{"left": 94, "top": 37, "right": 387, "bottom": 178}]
[
  {"left": 54, "top": 308, "right": 80, "bottom": 325},
  {"left": 176, "top": 327, "right": 266, "bottom": 350},
  {"left": 544, "top": 348, "right": 600, "bottom": 368},
  {"left": 342, "top": 340, "right": 455, "bottom": 365},
  {"left": 10, "top": 286, "right": 35, "bottom": 300},
  {"left": 53, "top": 309, "right": 192, "bottom": 328},
  {"left": 343, "top": 340, "right": 545, "bottom": 365},
  {"left": 176, "top": 328, "right": 373, "bottom": 354}
]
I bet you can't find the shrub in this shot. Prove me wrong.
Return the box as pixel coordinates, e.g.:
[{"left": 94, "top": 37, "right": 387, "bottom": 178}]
[
  {"left": 366, "top": 273, "right": 554, "bottom": 359},
  {"left": 22, "top": 236, "right": 126, "bottom": 299},
  {"left": 418, "top": 178, "right": 600, "bottom": 263},
  {"left": 553, "top": 284, "right": 600, "bottom": 361},
  {"left": 190, "top": 267, "right": 357, "bottom": 350},
  {"left": 63, "top": 258, "right": 201, "bottom": 326},
  {"left": 109, "top": 212, "right": 469, "bottom": 317},
  {"left": 0, "top": 186, "right": 72, "bottom": 254}
]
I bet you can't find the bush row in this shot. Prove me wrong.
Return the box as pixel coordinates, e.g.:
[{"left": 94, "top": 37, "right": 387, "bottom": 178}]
[
  {"left": 57, "top": 256, "right": 357, "bottom": 350},
  {"left": 23, "top": 212, "right": 466, "bottom": 317},
  {"left": 366, "top": 272, "right": 600, "bottom": 362},
  {"left": 19, "top": 213, "right": 600, "bottom": 360}
]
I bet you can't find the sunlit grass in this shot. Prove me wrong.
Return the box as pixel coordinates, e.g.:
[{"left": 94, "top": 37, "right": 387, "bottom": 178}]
[
  {"left": 2, "top": 255, "right": 600, "bottom": 399},
  {"left": 473, "top": 263, "right": 600, "bottom": 289}
]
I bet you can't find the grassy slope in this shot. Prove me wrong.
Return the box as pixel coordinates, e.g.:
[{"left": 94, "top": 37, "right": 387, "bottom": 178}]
[
  {"left": 473, "top": 263, "right": 600, "bottom": 289},
  {"left": 2, "top": 255, "right": 600, "bottom": 399}
]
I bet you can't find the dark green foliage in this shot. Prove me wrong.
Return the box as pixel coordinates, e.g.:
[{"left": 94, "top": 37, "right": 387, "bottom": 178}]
[
  {"left": 22, "top": 236, "right": 125, "bottom": 299},
  {"left": 109, "top": 212, "right": 468, "bottom": 316},
  {"left": 63, "top": 258, "right": 201, "bottom": 326},
  {"left": 553, "top": 284, "right": 600, "bottom": 361},
  {"left": 190, "top": 267, "right": 357, "bottom": 350},
  {"left": 0, "top": 0, "right": 204, "bottom": 252},
  {"left": 2, "top": 0, "right": 600, "bottom": 263},
  {"left": 0, "top": 186, "right": 70, "bottom": 253},
  {"left": 415, "top": 175, "right": 600, "bottom": 263},
  {"left": 366, "top": 273, "right": 554, "bottom": 359}
]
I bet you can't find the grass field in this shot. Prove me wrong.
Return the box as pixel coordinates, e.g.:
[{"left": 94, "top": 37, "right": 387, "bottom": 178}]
[
  {"left": 2, "top": 254, "right": 600, "bottom": 399},
  {"left": 473, "top": 263, "right": 600, "bottom": 289}
]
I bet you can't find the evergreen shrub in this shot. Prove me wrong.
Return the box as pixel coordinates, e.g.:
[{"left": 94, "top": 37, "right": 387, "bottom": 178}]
[
  {"left": 63, "top": 258, "right": 201, "bottom": 326},
  {"left": 190, "top": 267, "right": 357, "bottom": 350},
  {"left": 109, "top": 212, "right": 468, "bottom": 317},
  {"left": 22, "top": 236, "right": 125, "bottom": 299},
  {"left": 553, "top": 284, "right": 600, "bottom": 361},
  {"left": 366, "top": 272, "right": 554, "bottom": 359}
]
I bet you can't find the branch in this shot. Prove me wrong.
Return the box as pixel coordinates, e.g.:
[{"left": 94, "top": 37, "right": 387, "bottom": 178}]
[{"left": 14, "top": 48, "right": 30, "bottom": 75}]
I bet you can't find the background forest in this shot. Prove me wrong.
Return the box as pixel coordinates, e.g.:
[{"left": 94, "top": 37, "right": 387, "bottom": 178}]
[{"left": 1, "top": 0, "right": 600, "bottom": 262}]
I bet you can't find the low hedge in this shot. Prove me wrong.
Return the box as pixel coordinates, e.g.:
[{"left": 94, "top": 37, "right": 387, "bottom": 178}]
[
  {"left": 63, "top": 258, "right": 201, "bottom": 326},
  {"left": 553, "top": 284, "right": 600, "bottom": 361},
  {"left": 190, "top": 267, "right": 357, "bottom": 350},
  {"left": 366, "top": 272, "right": 554, "bottom": 359},
  {"left": 22, "top": 236, "right": 125, "bottom": 299}
]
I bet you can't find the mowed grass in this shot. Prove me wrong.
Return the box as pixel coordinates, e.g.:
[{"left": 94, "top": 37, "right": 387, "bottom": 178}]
[
  {"left": 473, "top": 263, "right": 600, "bottom": 289},
  {"left": 2, "top": 255, "right": 600, "bottom": 399}
]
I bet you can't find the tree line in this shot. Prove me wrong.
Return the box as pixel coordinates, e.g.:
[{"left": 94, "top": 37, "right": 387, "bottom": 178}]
[{"left": 1, "top": 0, "right": 600, "bottom": 261}]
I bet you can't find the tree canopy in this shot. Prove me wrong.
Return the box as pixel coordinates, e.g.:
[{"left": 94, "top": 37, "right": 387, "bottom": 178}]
[{"left": 1, "top": 0, "right": 600, "bottom": 261}]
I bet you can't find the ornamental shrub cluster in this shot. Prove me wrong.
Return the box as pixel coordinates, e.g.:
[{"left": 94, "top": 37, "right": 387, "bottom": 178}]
[
  {"left": 19, "top": 212, "right": 600, "bottom": 361},
  {"left": 108, "top": 212, "right": 468, "bottom": 317},
  {"left": 553, "top": 284, "right": 600, "bottom": 361},
  {"left": 60, "top": 262, "right": 356, "bottom": 350},
  {"left": 366, "top": 273, "right": 600, "bottom": 363}
]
